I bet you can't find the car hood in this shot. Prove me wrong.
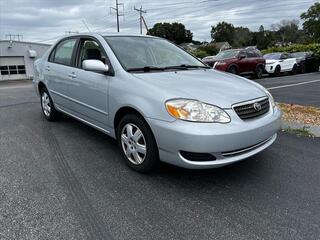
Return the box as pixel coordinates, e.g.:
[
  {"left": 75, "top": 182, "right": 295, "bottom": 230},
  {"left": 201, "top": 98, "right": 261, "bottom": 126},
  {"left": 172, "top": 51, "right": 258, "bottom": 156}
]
[
  {"left": 265, "top": 59, "right": 278, "bottom": 64},
  {"left": 132, "top": 69, "right": 267, "bottom": 109}
]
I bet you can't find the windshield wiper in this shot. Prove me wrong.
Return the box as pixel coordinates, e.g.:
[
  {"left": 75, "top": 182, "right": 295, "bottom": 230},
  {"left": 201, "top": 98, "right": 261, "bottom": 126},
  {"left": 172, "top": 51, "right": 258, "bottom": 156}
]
[
  {"left": 127, "top": 66, "right": 165, "bottom": 72},
  {"left": 164, "top": 64, "right": 211, "bottom": 70}
]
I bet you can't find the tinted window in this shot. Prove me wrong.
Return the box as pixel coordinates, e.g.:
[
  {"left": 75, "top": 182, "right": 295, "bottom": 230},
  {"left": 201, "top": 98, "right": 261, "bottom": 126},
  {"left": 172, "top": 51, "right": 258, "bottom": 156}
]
[
  {"left": 247, "top": 51, "right": 255, "bottom": 58},
  {"left": 264, "top": 53, "right": 281, "bottom": 60},
  {"left": 52, "top": 39, "right": 77, "bottom": 66}
]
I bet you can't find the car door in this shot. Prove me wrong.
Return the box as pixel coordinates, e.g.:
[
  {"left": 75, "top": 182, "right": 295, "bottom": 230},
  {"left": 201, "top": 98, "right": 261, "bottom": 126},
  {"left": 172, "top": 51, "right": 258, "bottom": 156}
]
[
  {"left": 246, "top": 51, "right": 258, "bottom": 73},
  {"left": 66, "top": 38, "right": 110, "bottom": 128},
  {"left": 45, "top": 38, "right": 78, "bottom": 108},
  {"left": 237, "top": 51, "right": 250, "bottom": 73},
  {"left": 280, "top": 53, "right": 290, "bottom": 71}
]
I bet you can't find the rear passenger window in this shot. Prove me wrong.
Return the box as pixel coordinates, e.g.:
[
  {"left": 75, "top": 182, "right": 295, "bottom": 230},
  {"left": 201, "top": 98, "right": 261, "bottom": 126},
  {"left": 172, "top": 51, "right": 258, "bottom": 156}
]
[
  {"left": 52, "top": 39, "right": 77, "bottom": 66},
  {"left": 247, "top": 51, "right": 255, "bottom": 58}
]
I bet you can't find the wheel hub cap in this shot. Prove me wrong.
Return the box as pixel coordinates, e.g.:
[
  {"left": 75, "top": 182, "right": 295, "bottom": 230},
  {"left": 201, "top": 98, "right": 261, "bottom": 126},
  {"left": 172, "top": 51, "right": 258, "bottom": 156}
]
[
  {"left": 121, "top": 123, "right": 147, "bottom": 165},
  {"left": 41, "top": 92, "right": 51, "bottom": 117}
]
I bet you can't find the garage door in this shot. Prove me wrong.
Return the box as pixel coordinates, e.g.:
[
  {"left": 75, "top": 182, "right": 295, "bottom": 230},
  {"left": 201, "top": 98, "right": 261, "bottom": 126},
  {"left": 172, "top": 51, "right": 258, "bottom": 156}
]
[{"left": 0, "top": 56, "right": 27, "bottom": 81}]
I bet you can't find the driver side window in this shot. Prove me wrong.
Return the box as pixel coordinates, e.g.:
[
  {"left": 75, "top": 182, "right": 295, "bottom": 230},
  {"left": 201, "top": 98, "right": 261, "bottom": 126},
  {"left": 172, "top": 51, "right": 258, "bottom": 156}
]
[{"left": 78, "top": 39, "right": 108, "bottom": 69}]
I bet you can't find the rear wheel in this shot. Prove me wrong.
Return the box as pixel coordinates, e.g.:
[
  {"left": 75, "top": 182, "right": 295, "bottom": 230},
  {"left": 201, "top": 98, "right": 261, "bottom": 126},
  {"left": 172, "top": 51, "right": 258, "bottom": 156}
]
[
  {"left": 227, "top": 66, "right": 238, "bottom": 75},
  {"left": 40, "top": 87, "right": 61, "bottom": 121},
  {"left": 254, "top": 65, "right": 264, "bottom": 79},
  {"left": 117, "top": 114, "right": 159, "bottom": 173},
  {"left": 291, "top": 64, "right": 298, "bottom": 75}
]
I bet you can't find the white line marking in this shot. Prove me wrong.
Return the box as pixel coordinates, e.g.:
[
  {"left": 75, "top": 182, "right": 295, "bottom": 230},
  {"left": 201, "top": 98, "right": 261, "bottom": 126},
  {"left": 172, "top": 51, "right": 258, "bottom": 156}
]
[
  {"left": 267, "top": 79, "right": 320, "bottom": 90},
  {"left": 0, "top": 85, "right": 32, "bottom": 90}
]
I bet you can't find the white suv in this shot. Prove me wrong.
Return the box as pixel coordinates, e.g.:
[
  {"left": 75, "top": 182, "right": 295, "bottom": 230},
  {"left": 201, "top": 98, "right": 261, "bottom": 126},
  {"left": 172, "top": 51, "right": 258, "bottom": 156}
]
[{"left": 264, "top": 52, "right": 298, "bottom": 77}]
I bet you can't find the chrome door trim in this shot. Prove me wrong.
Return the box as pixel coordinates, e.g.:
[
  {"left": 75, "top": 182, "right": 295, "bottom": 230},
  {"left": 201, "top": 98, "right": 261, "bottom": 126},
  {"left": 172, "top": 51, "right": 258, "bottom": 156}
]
[{"left": 50, "top": 89, "right": 108, "bottom": 115}]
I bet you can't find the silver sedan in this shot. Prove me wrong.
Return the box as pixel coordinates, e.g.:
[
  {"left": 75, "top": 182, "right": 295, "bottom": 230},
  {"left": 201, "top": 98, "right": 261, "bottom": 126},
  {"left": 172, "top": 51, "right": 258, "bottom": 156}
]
[{"left": 33, "top": 33, "right": 281, "bottom": 172}]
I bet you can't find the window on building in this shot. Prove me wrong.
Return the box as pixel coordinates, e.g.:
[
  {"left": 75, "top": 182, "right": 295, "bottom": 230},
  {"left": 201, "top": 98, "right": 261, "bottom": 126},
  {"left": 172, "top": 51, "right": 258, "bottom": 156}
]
[{"left": 0, "top": 65, "right": 26, "bottom": 75}]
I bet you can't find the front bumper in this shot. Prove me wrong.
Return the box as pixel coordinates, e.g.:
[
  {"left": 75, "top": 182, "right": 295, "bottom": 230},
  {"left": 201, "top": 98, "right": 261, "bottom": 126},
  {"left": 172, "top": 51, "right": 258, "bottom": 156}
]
[
  {"left": 146, "top": 106, "right": 281, "bottom": 169},
  {"left": 265, "top": 64, "right": 276, "bottom": 73}
]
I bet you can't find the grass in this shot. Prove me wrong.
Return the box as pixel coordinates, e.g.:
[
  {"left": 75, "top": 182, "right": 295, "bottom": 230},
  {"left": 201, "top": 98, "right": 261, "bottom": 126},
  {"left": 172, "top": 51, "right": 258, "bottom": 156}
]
[{"left": 282, "top": 126, "right": 315, "bottom": 138}]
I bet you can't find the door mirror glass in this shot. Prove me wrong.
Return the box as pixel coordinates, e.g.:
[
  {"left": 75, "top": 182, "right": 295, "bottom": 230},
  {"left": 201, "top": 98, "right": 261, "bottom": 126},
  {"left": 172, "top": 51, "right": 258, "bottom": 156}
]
[
  {"left": 239, "top": 54, "right": 246, "bottom": 59},
  {"left": 82, "top": 60, "right": 109, "bottom": 73}
]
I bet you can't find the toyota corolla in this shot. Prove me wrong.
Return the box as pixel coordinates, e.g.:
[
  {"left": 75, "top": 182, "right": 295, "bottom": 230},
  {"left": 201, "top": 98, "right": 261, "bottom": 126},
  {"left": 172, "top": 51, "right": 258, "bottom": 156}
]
[{"left": 33, "top": 33, "right": 281, "bottom": 172}]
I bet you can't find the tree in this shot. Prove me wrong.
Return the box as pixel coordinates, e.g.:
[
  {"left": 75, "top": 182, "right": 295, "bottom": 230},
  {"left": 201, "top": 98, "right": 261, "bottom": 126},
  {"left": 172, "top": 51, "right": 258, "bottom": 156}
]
[
  {"left": 233, "top": 27, "right": 252, "bottom": 47},
  {"left": 211, "top": 22, "right": 235, "bottom": 44},
  {"left": 301, "top": 2, "right": 320, "bottom": 42},
  {"left": 147, "top": 22, "right": 193, "bottom": 44},
  {"left": 271, "top": 19, "right": 301, "bottom": 44}
]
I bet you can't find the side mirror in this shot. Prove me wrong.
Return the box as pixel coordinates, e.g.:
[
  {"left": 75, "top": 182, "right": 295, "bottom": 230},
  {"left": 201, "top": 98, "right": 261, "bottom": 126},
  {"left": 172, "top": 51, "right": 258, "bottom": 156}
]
[
  {"left": 239, "top": 54, "right": 246, "bottom": 60},
  {"left": 82, "top": 59, "right": 109, "bottom": 73}
]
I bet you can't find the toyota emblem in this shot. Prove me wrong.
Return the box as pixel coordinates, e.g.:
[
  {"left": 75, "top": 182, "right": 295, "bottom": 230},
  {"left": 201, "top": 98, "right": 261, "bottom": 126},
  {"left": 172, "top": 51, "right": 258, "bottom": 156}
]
[{"left": 253, "top": 102, "right": 262, "bottom": 111}]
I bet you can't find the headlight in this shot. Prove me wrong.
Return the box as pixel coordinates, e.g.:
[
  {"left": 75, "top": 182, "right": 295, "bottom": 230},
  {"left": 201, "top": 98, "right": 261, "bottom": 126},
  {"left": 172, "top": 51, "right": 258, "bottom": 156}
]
[
  {"left": 265, "top": 90, "right": 276, "bottom": 108},
  {"left": 165, "top": 99, "right": 231, "bottom": 123},
  {"left": 217, "top": 61, "right": 227, "bottom": 65}
]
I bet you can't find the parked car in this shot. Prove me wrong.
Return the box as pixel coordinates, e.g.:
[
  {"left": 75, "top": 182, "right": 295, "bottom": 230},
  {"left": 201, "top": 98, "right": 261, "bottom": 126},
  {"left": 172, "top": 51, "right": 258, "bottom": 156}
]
[
  {"left": 291, "top": 52, "right": 320, "bottom": 73},
  {"left": 202, "top": 49, "right": 266, "bottom": 79},
  {"left": 33, "top": 33, "right": 281, "bottom": 173},
  {"left": 263, "top": 52, "right": 298, "bottom": 76}
]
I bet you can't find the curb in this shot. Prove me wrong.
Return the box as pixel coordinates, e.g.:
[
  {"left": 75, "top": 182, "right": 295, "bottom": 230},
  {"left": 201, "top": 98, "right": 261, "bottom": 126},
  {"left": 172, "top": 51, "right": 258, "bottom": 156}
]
[{"left": 281, "top": 121, "right": 320, "bottom": 137}]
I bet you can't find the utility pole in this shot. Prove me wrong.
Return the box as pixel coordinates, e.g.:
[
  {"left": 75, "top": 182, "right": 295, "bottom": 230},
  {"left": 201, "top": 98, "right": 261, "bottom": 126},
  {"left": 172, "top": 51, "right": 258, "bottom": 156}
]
[
  {"left": 110, "top": 0, "right": 124, "bottom": 32},
  {"left": 134, "top": 6, "right": 147, "bottom": 34},
  {"left": 5, "top": 34, "right": 23, "bottom": 41}
]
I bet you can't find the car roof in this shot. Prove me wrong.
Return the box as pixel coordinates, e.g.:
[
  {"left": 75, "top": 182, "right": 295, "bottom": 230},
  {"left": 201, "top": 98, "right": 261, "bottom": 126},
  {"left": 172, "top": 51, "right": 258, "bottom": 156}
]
[{"left": 61, "top": 32, "right": 159, "bottom": 39}]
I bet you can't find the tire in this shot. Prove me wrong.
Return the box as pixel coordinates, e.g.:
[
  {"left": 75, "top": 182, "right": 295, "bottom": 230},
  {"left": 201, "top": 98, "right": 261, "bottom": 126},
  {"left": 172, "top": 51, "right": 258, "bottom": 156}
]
[
  {"left": 227, "top": 65, "right": 238, "bottom": 75},
  {"left": 300, "top": 63, "right": 306, "bottom": 74},
  {"left": 117, "top": 114, "right": 159, "bottom": 173},
  {"left": 254, "top": 65, "right": 264, "bottom": 79},
  {"left": 272, "top": 65, "right": 281, "bottom": 77},
  {"left": 40, "top": 87, "right": 61, "bottom": 121},
  {"left": 291, "top": 64, "right": 298, "bottom": 75}
]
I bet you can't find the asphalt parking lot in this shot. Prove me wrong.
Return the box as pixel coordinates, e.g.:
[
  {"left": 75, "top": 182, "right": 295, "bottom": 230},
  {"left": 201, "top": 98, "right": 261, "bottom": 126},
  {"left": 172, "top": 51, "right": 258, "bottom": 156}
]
[
  {"left": 0, "top": 75, "right": 319, "bottom": 240},
  {"left": 256, "top": 72, "right": 320, "bottom": 107}
]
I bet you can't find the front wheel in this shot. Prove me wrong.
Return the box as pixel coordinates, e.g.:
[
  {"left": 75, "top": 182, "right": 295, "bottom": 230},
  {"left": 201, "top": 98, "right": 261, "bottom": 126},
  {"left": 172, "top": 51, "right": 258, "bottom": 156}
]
[
  {"left": 227, "top": 66, "right": 238, "bottom": 75},
  {"left": 117, "top": 114, "right": 159, "bottom": 173},
  {"left": 40, "top": 88, "right": 61, "bottom": 121}
]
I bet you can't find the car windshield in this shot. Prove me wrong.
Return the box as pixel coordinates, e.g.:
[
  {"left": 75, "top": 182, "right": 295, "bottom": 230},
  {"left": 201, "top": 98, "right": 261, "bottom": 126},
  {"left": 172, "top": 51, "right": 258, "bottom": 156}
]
[
  {"left": 264, "top": 53, "right": 281, "bottom": 60},
  {"left": 104, "top": 36, "right": 206, "bottom": 71},
  {"left": 215, "top": 50, "right": 240, "bottom": 60}
]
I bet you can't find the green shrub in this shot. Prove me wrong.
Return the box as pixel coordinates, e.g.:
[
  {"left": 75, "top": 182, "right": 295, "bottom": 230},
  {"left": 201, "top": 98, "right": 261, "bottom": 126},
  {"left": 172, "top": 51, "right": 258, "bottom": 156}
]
[
  {"left": 261, "top": 43, "right": 320, "bottom": 56},
  {"left": 190, "top": 49, "right": 208, "bottom": 59}
]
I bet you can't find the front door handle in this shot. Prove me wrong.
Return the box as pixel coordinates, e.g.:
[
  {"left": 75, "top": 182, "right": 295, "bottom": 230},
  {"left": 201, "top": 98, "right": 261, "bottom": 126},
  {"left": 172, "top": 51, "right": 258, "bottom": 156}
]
[
  {"left": 45, "top": 66, "right": 50, "bottom": 71},
  {"left": 68, "top": 73, "right": 77, "bottom": 79}
]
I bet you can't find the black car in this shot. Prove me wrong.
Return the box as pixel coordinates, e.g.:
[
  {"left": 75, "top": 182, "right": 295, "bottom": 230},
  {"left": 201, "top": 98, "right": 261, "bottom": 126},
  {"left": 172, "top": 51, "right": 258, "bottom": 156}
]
[{"left": 291, "top": 52, "right": 320, "bottom": 73}]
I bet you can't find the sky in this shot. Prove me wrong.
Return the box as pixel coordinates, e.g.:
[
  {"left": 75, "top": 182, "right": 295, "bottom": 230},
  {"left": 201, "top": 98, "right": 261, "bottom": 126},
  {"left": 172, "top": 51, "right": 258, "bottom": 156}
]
[{"left": 0, "top": 0, "right": 318, "bottom": 44}]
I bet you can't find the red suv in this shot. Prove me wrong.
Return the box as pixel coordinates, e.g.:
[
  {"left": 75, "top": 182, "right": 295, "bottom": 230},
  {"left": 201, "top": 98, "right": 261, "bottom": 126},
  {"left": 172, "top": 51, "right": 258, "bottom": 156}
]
[{"left": 202, "top": 49, "right": 266, "bottom": 79}]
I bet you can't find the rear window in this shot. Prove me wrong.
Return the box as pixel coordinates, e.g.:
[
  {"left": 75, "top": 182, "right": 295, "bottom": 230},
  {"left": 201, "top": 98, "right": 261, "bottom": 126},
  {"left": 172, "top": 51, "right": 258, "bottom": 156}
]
[{"left": 50, "top": 39, "right": 77, "bottom": 66}]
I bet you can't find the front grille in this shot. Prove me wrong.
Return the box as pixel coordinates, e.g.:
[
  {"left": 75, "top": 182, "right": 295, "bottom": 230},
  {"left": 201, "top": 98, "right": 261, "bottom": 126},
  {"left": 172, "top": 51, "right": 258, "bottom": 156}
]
[{"left": 233, "top": 97, "right": 270, "bottom": 120}]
